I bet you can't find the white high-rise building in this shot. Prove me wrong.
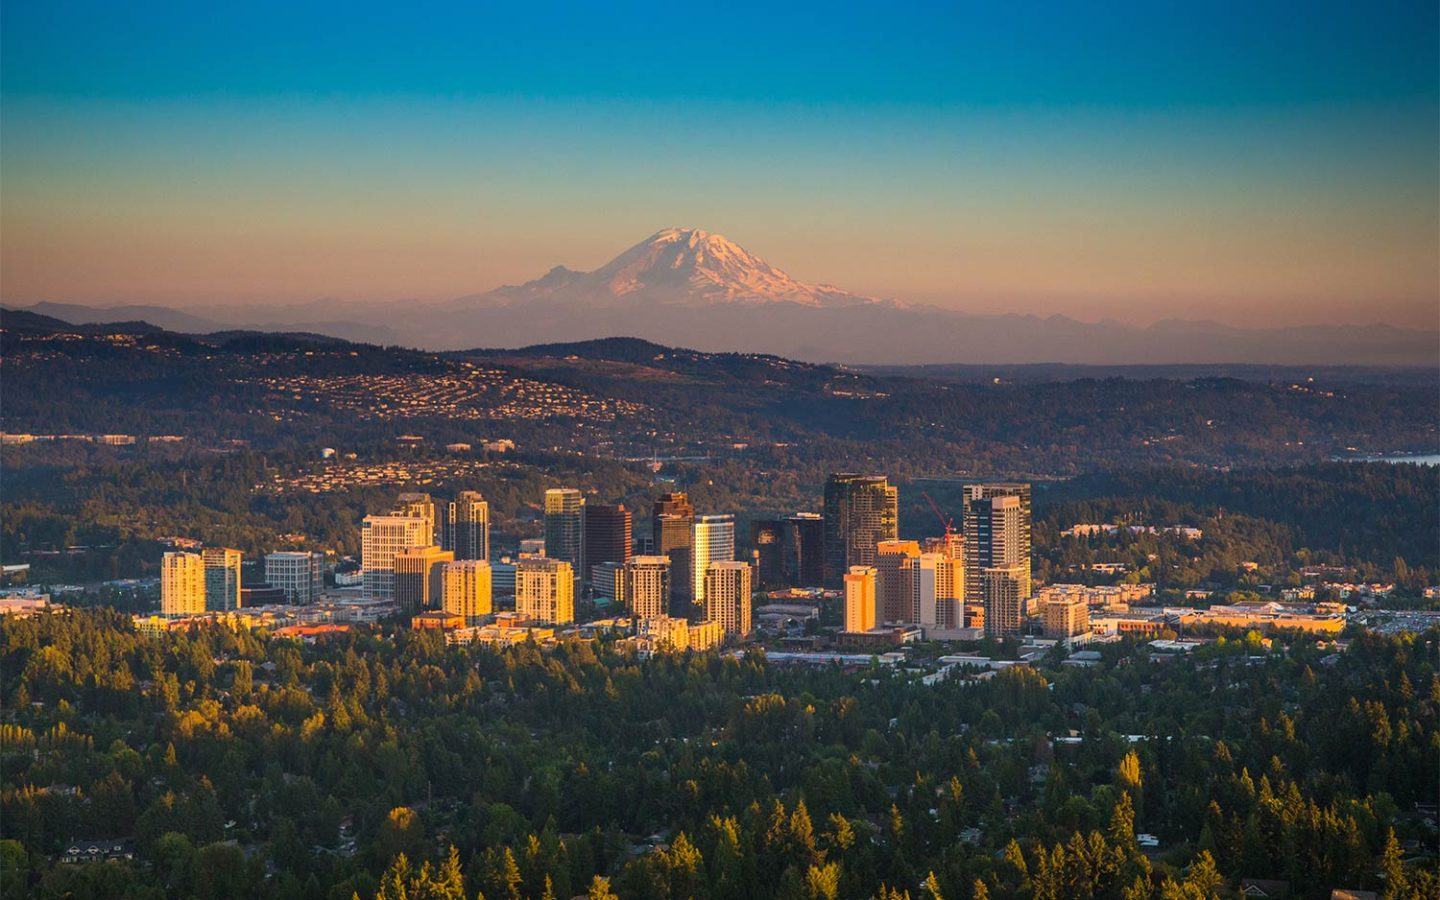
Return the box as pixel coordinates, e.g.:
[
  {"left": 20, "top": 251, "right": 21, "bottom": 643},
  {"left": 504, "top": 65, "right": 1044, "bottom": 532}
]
[
  {"left": 265, "top": 551, "right": 324, "bottom": 604},
  {"left": 703, "top": 561, "right": 752, "bottom": 638},
  {"left": 691, "top": 515, "right": 735, "bottom": 606},
  {"left": 619, "top": 555, "right": 671, "bottom": 620},
  {"left": 906, "top": 552, "right": 943, "bottom": 629},
  {"left": 361, "top": 514, "right": 431, "bottom": 600}
]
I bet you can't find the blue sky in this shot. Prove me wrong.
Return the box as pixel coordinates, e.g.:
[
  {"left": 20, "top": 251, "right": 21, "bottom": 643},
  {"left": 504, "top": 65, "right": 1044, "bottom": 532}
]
[{"left": 3, "top": 1, "right": 1436, "bottom": 326}]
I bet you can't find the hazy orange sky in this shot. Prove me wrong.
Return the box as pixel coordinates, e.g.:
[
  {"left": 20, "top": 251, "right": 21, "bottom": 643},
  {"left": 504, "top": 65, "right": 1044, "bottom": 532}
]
[{"left": 3, "top": 2, "right": 1437, "bottom": 329}]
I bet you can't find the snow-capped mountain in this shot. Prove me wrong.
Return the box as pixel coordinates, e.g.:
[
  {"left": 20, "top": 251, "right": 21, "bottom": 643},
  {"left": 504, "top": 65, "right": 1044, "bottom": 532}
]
[{"left": 463, "top": 227, "right": 884, "bottom": 309}]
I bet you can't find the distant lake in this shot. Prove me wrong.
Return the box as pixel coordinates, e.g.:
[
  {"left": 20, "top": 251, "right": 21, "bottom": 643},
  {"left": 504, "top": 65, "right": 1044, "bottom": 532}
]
[{"left": 1342, "top": 453, "right": 1440, "bottom": 466}]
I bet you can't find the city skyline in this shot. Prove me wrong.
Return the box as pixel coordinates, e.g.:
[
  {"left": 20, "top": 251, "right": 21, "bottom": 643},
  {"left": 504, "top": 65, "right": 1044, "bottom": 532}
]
[{"left": 2, "top": 2, "right": 1437, "bottom": 330}]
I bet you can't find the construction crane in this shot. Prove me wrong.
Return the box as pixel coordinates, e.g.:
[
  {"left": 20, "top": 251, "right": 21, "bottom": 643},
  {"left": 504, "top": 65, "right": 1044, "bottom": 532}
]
[{"left": 921, "top": 490, "right": 956, "bottom": 539}]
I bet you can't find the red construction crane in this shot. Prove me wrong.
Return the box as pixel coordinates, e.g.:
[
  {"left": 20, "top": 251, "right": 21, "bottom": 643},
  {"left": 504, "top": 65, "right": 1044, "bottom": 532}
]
[{"left": 921, "top": 490, "right": 955, "bottom": 539}]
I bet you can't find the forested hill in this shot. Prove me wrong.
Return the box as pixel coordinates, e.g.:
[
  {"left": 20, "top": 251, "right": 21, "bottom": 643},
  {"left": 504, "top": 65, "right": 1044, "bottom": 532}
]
[{"left": 2, "top": 308, "right": 1435, "bottom": 475}]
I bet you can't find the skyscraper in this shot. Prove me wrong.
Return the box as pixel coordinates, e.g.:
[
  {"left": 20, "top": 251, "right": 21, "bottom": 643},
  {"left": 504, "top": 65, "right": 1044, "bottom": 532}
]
[
  {"left": 906, "top": 552, "right": 943, "bottom": 628},
  {"left": 394, "top": 546, "right": 454, "bottom": 614},
  {"left": 983, "top": 565, "right": 1026, "bottom": 638},
  {"left": 515, "top": 557, "right": 575, "bottom": 624},
  {"left": 874, "top": 540, "right": 921, "bottom": 624},
  {"left": 751, "top": 513, "right": 825, "bottom": 589},
  {"left": 442, "top": 560, "right": 492, "bottom": 624},
  {"left": 703, "top": 561, "right": 752, "bottom": 638},
  {"left": 750, "top": 518, "right": 786, "bottom": 589},
  {"left": 691, "top": 515, "right": 735, "bottom": 609},
  {"left": 787, "top": 513, "right": 825, "bottom": 587},
  {"left": 822, "top": 474, "right": 899, "bottom": 586},
  {"left": 844, "top": 565, "right": 878, "bottom": 633},
  {"left": 544, "top": 488, "right": 585, "bottom": 574},
  {"left": 963, "top": 484, "right": 1031, "bottom": 599},
  {"left": 264, "top": 551, "right": 324, "bottom": 604},
  {"left": 924, "top": 533, "right": 966, "bottom": 628},
  {"left": 201, "top": 547, "right": 243, "bottom": 611},
  {"left": 583, "top": 503, "right": 632, "bottom": 584},
  {"left": 443, "top": 491, "right": 490, "bottom": 561},
  {"left": 393, "top": 492, "right": 439, "bottom": 545},
  {"left": 362, "top": 514, "right": 432, "bottom": 600},
  {"left": 652, "top": 492, "right": 694, "bottom": 599},
  {"left": 160, "top": 551, "right": 205, "bottom": 617},
  {"left": 619, "top": 555, "right": 671, "bottom": 620}
]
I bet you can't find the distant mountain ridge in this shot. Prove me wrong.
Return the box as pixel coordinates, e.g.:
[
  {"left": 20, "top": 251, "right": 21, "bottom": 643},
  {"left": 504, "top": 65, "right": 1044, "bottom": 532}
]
[{"left": 9, "top": 228, "right": 1438, "bottom": 366}]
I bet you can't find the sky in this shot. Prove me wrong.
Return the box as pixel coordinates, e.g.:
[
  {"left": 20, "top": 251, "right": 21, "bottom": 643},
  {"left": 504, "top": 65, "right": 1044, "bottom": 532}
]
[{"left": 2, "top": 1, "right": 1437, "bottom": 328}]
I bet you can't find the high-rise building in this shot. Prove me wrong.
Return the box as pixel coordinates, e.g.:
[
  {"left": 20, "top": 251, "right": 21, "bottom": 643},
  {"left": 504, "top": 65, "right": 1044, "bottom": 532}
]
[
  {"left": 704, "top": 561, "right": 752, "bottom": 638},
  {"left": 691, "top": 515, "right": 735, "bottom": 608},
  {"left": 393, "top": 492, "right": 439, "bottom": 545},
  {"left": 515, "top": 557, "right": 575, "bottom": 624},
  {"left": 822, "top": 474, "right": 899, "bottom": 586},
  {"left": 161, "top": 551, "right": 205, "bottom": 617},
  {"left": 442, "top": 491, "right": 490, "bottom": 561},
  {"left": 442, "top": 560, "right": 492, "bottom": 624},
  {"left": 983, "top": 565, "right": 1027, "bottom": 638},
  {"left": 964, "top": 484, "right": 1031, "bottom": 599},
  {"left": 362, "top": 514, "right": 432, "bottom": 600},
  {"left": 394, "top": 546, "right": 454, "bottom": 614},
  {"left": 875, "top": 540, "right": 921, "bottom": 623},
  {"left": 619, "top": 555, "right": 671, "bottom": 620},
  {"left": 750, "top": 513, "right": 825, "bottom": 589},
  {"left": 652, "top": 492, "right": 695, "bottom": 600},
  {"left": 906, "top": 552, "right": 944, "bottom": 628},
  {"left": 923, "top": 533, "right": 966, "bottom": 628},
  {"left": 543, "top": 488, "right": 585, "bottom": 574},
  {"left": 583, "top": 503, "right": 632, "bottom": 584},
  {"left": 1043, "top": 594, "right": 1090, "bottom": 641},
  {"left": 844, "top": 565, "right": 878, "bottom": 633},
  {"left": 264, "top": 551, "right": 324, "bottom": 604},
  {"left": 202, "top": 547, "right": 243, "bottom": 611},
  {"left": 750, "top": 519, "right": 787, "bottom": 589},
  {"left": 787, "top": 513, "right": 825, "bottom": 587}
]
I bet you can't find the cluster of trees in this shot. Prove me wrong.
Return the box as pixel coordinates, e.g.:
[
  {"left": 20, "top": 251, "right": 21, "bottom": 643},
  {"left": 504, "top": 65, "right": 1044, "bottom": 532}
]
[
  {"left": 1034, "top": 463, "right": 1439, "bottom": 592},
  {"left": 1, "top": 609, "right": 1435, "bottom": 898}
]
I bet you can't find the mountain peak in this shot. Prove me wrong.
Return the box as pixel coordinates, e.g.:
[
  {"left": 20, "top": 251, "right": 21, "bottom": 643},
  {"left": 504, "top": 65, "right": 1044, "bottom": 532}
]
[{"left": 473, "top": 228, "right": 884, "bottom": 309}]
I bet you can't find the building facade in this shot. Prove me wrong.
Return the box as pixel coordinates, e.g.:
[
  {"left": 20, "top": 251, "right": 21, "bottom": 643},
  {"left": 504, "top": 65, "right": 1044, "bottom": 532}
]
[
  {"left": 583, "top": 503, "right": 632, "bottom": 584},
  {"left": 652, "top": 492, "right": 695, "bottom": 602},
  {"left": 703, "top": 560, "right": 753, "bottom": 638},
  {"left": 393, "top": 492, "right": 439, "bottom": 546},
  {"left": 619, "top": 555, "right": 671, "bottom": 620},
  {"left": 394, "top": 546, "right": 454, "bottom": 614},
  {"left": 442, "top": 559, "right": 492, "bottom": 624},
  {"left": 983, "top": 564, "right": 1027, "bottom": 638},
  {"left": 442, "top": 490, "right": 490, "bottom": 561},
  {"left": 160, "top": 551, "right": 205, "bottom": 617},
  {"left": 515, "top": 557, "right": 575, "bottom": 625},
  {"left": 874, "top": 540, "right": 921, "bottom": 624},
  {"left": 1043, "top": 594, "right": 1090, "bottom": 640},
  {"left": 822, "top": 474, "right": 899, "bottom": 586},
  {"left": 691, "top": 515, "right": 736, "bottom": 608},
  {"left": 543, "top": 488, "right": 585, "bottom": 574},
  {"left": 843, "top": 565, "right": 878, "bottom": 633},
  {"left": 264, "top": 551, "right": 324, "bottom": 605},
  {"left": 362, "top": 514, "right": 432, "bottom": 601},
  {"left": 201, "top": 547, "right": 243, "bottom": 612},
  {"left": 964, "top": 484, "right": 1031, "bottom": 599}
]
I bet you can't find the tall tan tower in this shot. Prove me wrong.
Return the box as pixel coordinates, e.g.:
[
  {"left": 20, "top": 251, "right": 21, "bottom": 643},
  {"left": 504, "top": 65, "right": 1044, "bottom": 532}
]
[
  {"left": 964, "top": 484, "right": 1031, "bottom": 599},
  {"left": 442, "top": 559, "right": 492, "bottom": 624},
  {"left": 703, "top": 561, "right": 752, "bottom": 638},
  {"left": 516, "top": 557, "right": 575, "bottom": 624},
  {"left": 874, "top": 540, "right": 921, "bottom": 623},
  {"left": 443, "top": 491, "right": 490, "bottom": 561},
  {"left": 161, "top": 551, "right": 206, "bottom": 617},
  {"left": 201, "top": 547, "right": 242, "bottom": 611},
  {"left": 620, "top": 555, "right": 671, "bottom": 621},
  {"left": 395, "top": 546, "right": 454, "bottom": 613},
  {"left": 362, "top": 514, "right": 432, "bottom": 600}
]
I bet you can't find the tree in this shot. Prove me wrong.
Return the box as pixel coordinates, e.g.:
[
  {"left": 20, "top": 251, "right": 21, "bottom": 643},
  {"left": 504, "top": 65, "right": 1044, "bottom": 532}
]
[
  {"left": 587, "top": 874, "right": 619, "bottom": 900},
  {"left": 1380, "top": 828, "right": 1409, "bottom": 900}
]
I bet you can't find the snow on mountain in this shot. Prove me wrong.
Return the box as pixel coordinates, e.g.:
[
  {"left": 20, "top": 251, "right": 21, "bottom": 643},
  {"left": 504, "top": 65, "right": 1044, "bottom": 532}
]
[{"left": 464, "top": 227, "right": 886, "bottom": 309}]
